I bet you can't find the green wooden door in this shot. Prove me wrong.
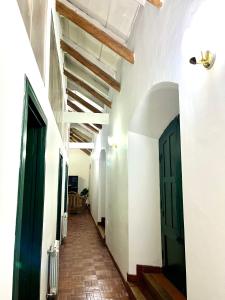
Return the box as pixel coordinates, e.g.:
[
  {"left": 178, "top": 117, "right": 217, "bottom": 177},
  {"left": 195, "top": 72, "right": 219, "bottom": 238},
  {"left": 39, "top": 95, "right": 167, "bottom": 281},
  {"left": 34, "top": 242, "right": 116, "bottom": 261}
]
[
  {"left": 64, "top": 163, "right": 69, "bottom": 213},
  {"left": 159, "top": 116, "right": 186, "bottom": 295},
  {"left": 13, "top": 79, "right": 47, "bottom": 300}
]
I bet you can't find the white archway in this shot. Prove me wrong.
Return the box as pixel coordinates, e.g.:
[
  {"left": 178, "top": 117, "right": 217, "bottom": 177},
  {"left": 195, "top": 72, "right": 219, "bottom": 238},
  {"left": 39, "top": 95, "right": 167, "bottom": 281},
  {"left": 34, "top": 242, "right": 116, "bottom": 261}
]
[
  {"left": 128, "top": 82, "right": 179, "bottom": 274},
  {"left": 130, "top": 82, "right": 179, "bottom": 138}
]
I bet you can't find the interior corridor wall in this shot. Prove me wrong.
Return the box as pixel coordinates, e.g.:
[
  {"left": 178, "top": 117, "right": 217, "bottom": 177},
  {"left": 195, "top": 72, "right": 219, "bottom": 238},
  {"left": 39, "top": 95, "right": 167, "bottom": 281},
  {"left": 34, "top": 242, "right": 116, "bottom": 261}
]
[
  {"left": 128, "top": 82, "right": 179, "bottom": 274},
  {"left": 98, "top": 150, "right": 106, "bottom": 220},
  {"left": 91, "top": 1, "right": 225, "bottom": 298},
  {"left": 89, "top": 135, "right": 101, "bottom": 223},
  {"left": 90, "top": 126, "right": 129, "bottom": 278},
  {"left": 69, "top": 149, "right": 91, "bottom": 193},
  {"left": 128, "top": 132, "right": 162, "bottom": 273},
  {"left": 0, "top": 3, "right": 67, "bottom": 300}
]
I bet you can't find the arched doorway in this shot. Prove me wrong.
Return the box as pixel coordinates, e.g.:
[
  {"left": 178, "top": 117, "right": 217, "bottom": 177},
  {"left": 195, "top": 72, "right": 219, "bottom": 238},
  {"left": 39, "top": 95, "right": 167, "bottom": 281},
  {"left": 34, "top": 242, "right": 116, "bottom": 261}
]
[
  {"left": 159, "top": 116, "right": 186, "bottom": 294},
  {"left": 128, "top": 82, "right": 186, "bottom": 294}
]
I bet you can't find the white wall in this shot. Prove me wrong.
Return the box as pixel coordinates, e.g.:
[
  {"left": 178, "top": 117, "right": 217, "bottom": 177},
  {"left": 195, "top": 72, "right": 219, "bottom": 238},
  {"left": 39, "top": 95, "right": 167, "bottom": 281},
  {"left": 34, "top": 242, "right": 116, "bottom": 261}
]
[
  {"left": 128, "top": 132, "right": 162, "bottom": 273},
  {"left": 130, "top": 82, "right": 179, "bottom": 138},
  {"left": 68, "top": 149, "right": 90, "bottom": 192},
  {"left": 179, "top": 2, "right": 225, "bottom": 299},
  {"left": 90, "top": 1, "right": 225, "bottom": 299},
  {"left": 128, "top": 82, "right": 179, "bottom": 274},
  {"left": 89, "top": 134, "right": 102, "bottom": 223},
  {"left": 89, "top": 157, "right": 99, "bottom": 223},
  {"left": 90, "top": 125, "right": 129, "bottom": 278},
  {"left": 0, "top": 2, "right": 67, "bottom": 300},
  {"left": 98, "top": 150, "right": 106, "bottom": 220}
]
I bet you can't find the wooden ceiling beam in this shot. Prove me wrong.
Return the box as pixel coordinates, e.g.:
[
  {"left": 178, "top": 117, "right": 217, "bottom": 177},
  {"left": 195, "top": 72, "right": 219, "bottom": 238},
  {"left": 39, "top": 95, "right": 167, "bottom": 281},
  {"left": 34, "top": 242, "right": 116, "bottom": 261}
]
[
  {"left": 147, "top": 0, "right": 162, "bottom": 8},
  {"left": 70, "top": 133, "right": 83, "bottom": 143},
  {"left": 56, "top": 0, "right": 134, "bottom": 64},
  {"left": 70, "top": 134, "right": 92, "bottom": 156},
  {"left": 69, "top": 117, "right": 99, "bottom": 133},
  {"left": 71, "top": 129, "right": 89, "bottom": 142},
  {"left": 83, "top": 123, "right": 99, "bottom": 134},
  {"left": 64, "top": 40, "right": 117, "bottom": 80},
  {"left": 70, "top": 134, "right": 75, "bottom": 141},
  {"left": 68, "top": 99, "right": 83, "bottom": 113},
  {"left": 71, "top": 128, "right": 91, "bottom": 142},
  {"left": 81, "top": 149, "right": 91, "bottom": 155},
  {"left": 64, "top": 69, "right": 112, "bottom": 108},
  {"left": 67, "top": 100, "right": 102, "bottom": 130},
  {"left": 70, "top": 134, "right": 77, "bottom": 144},
  {"left": 71, "top": 129, "right": 90, "bottom": 143},
  {"left": 61, "top": 40, "right": 121, "bottom": 92},
  {"left": 67, "top": 89, "right": 101, "bottom": 113},
  {"left": 74, "top": 134, "right": 88, "bottom": 143},
  {"left": 73, "top": 134, "right": 87, "bottom": 143},
  {"left": 82, "top": 149, "right": 91, "bottom": 156},
  {"left": 70, "top": 123, "right": 99, "bottom": 134}
]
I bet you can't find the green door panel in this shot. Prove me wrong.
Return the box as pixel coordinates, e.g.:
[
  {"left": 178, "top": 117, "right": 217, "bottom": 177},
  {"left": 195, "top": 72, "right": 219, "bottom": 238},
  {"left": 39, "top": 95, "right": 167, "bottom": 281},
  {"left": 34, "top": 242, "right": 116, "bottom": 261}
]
[
  {"left": 64, "top": 163, "right": 69, "bottom": 213},
  {"left": 159, "top": 116, "right": 186, "bottom": 295},
  {"left": 13, "top": 78, "right": 47, "bottom": 300}
]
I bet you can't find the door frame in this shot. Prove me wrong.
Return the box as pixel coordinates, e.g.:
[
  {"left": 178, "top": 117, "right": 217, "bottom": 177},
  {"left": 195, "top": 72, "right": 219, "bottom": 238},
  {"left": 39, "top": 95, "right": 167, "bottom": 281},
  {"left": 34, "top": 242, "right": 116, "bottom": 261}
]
[
  {"left": 159, "top": 115, "right": 186, "bottom": 294},
  {"left": 64, "top": 163, "right": 68, "bottom": 213},
  {"left": 56, "top": 152, "right": 63, "bottom": 241},
  {"left": 13, "top": 77, "right": 47, "bottom": 299}
]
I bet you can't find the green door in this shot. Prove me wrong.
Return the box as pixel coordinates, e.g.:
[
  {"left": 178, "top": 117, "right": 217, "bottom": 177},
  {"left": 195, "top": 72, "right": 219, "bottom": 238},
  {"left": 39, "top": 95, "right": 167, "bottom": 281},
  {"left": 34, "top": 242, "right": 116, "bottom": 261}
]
[
  {"left": 56, "top": 154, "right": 63, "bottom": 241},
  {"left": 64, "top": 163, "right": 69, "bottom": 213},
  {"left": 13, "top": 79, "right": 47, "bottom": 300},
  {"left": 159, "top": 116, "right": 186, "bottom": 295}
]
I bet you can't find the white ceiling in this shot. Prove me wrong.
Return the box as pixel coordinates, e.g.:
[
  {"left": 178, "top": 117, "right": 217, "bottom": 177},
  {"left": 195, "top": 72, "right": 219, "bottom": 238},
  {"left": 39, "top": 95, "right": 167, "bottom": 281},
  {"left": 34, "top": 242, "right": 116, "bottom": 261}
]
[
  {"left": 68, "top": 0, "right": 140, "bottom": 40},
  {"left": 63, "top": 20, "right": 121, "bottom": 72},
  {"left": 62, "top": 0, "right": 140, "bottom": 75},
  {"left": 61, "top": 0, "right": 141, "bottom": 139}
]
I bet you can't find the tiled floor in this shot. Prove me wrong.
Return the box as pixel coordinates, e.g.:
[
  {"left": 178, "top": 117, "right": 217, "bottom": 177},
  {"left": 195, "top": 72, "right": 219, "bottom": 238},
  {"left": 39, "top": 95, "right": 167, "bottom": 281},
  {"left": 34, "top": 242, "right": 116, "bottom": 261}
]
[{"left": 58, "top": 210, "right": 130, "bottom": 300}]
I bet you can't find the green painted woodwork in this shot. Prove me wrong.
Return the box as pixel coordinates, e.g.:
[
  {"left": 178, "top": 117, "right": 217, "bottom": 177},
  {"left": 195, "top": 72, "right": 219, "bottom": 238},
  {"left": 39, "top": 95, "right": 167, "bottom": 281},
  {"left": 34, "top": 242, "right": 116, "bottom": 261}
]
[
  {"left": 159, "top": 116, "right": 186, "bottom": 295},
  {"left": 56, "top": 154, "right": 63, "bottom": 241},
  {"left": 64, "top": 163, "right": 69, "bottom": 213},
  {"left": 13, "top": 78, "right": 47, "bottom": 300}
]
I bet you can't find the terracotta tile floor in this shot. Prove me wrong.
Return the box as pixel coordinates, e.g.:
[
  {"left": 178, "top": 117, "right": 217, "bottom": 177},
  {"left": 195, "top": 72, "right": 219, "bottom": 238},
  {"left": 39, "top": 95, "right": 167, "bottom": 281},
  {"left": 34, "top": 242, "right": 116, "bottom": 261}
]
[{"left": 58, "top": 210, "right": 130, "bottom": 300}]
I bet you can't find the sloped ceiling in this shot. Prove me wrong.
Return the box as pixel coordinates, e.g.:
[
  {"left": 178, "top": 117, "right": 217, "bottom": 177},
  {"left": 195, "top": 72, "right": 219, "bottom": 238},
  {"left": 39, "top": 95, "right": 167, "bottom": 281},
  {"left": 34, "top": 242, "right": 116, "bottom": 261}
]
[
  {"left": 68, "top": 0, "right": 140, "bottom": 39},
  {"left": 60, "top": 0, "right": 140, "bottom": 91},
  {"left": 57, "top": 0, "right": 141, "bottom": 149}
]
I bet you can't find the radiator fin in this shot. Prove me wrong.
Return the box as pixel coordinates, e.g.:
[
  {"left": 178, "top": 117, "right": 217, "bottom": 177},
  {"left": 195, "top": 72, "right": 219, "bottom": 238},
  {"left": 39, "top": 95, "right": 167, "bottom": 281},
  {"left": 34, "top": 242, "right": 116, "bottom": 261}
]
[
  {"left": 61, "top": 212, "right": 68, "bottom": 239},
  {"left": 47, "top": 241, "right": 59, "bottom": 298}
]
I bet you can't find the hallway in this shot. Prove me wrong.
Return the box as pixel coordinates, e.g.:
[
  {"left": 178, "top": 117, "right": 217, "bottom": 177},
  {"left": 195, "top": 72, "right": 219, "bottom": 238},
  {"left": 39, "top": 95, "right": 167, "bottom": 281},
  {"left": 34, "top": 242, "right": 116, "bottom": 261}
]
[{"left": 59, "top": 211, "right": 129, "bottom": 300}]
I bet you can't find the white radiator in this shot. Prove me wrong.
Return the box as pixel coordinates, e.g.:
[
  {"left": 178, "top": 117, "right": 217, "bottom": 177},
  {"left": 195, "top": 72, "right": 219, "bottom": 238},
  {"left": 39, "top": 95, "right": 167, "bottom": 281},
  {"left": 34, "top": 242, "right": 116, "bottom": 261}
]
[
  {"left": 61, "top": 212, "right": 68, "bottom": 239},
  {"left": 47, "top": 240, "right": 59, "bottom": 299}
]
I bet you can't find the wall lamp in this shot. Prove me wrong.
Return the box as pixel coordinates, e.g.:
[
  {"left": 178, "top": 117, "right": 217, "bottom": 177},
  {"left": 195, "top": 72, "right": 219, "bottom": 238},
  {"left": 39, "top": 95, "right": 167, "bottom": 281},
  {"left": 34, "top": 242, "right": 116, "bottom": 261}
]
[
  {"left": 189, "top": 51, "right": 216, "bottom": 69},
  {"left": 108, "top": 136, "right": 118, "bottom": 149}
]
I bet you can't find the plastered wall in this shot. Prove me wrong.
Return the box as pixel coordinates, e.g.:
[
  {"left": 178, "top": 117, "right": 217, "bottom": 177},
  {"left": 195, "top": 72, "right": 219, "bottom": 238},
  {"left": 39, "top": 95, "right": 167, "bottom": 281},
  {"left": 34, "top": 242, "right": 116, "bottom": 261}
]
[
  {"left": 90, "top": 1, "right": 225, "bottom": 299},
  {"left": 128, "top": 132, "right": 162, "bottom": 272},
  {"left": 68, "top": 149, "right": 91, "bottom": 193},
  {"left": 16, "top": 0, "right": 48, "bottom": 80},
  {"left": 0, "top": 2, "right": 67, "bottom": 300}
]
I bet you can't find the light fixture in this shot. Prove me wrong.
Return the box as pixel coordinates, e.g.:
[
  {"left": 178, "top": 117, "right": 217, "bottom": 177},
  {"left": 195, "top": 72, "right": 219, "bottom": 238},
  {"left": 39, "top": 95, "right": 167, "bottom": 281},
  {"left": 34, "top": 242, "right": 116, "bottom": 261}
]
[
  {"left": 108, "top": 136, "right": 118, "bottom": 149},
  {"left": 189, "top": 51, "right": 216, "bottom": 69}
]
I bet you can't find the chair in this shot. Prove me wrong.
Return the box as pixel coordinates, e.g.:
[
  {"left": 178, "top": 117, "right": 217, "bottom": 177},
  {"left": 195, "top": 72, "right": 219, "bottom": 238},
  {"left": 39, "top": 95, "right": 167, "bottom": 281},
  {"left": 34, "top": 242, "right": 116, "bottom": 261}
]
[{"left": 68, "top": 192, "right": 86, "bottom": 214}]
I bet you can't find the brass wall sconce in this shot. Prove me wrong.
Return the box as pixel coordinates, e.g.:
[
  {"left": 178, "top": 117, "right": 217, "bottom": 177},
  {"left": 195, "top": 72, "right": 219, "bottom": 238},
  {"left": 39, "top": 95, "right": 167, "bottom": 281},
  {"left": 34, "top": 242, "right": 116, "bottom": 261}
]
[
  {"left": 108, "top": 136, "right": 118, "bottom": 149},
  {"left": 189, "top": 51, "right": 216, "bottom": 69}
]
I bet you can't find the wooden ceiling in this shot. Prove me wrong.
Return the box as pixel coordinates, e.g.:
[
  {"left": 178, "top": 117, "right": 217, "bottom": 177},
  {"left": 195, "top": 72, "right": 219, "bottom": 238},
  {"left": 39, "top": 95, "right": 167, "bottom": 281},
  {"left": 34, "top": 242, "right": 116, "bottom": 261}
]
[{"left": 57, "top": 0, "right": 162, "bottom": 154}]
